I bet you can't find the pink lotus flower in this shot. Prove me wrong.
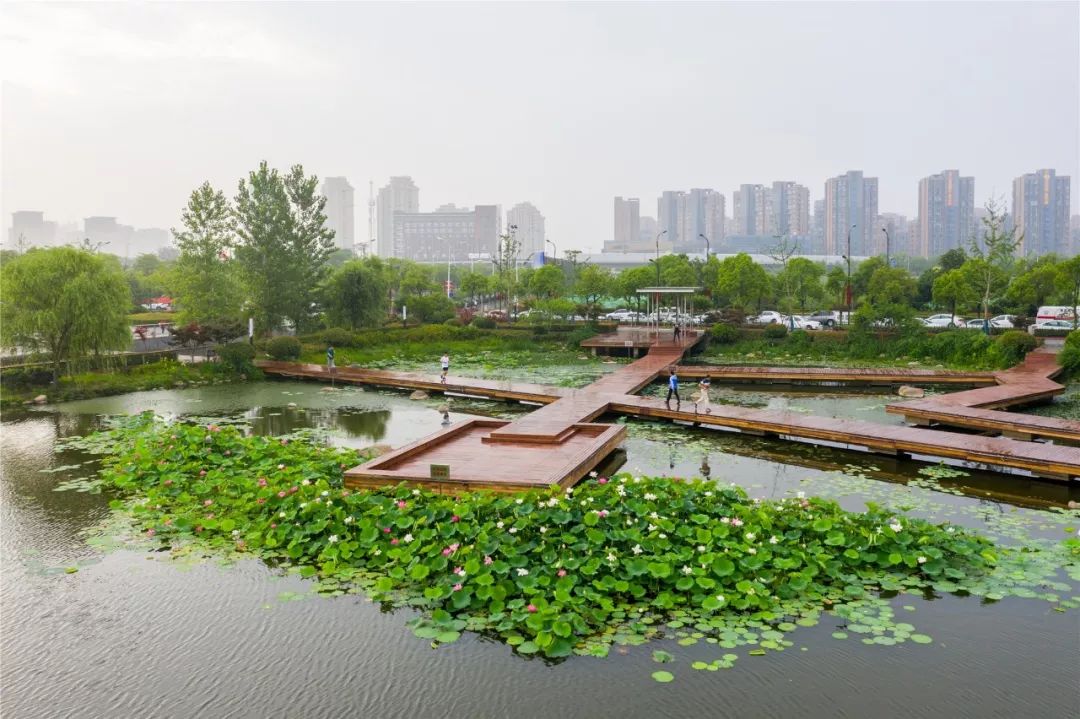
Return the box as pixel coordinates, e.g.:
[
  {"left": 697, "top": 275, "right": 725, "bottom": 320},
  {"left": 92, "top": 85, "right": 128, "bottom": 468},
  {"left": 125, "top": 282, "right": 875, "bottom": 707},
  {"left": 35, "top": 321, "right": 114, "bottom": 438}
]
[
  {"left": 598, "top": 510, "right": 609, "bottom": 518},
  {"left": 163, "top": 519, "right": 172, "bottom": 526},
  {"left": 453, "top": 566, "right": 465, "bottom": 575},
  {"left": 204, "top": 499, "right": 213, "bottom": 506},
  {"left": 557, "top": 569, "right": 567, "bottom": 577},
  {"left": 731, "top": 518, "right": 744, "bottom": 527},
  {"left": 280, "top": 438, "right": 288, "bottom": 445},
  {"left": 256, "top": 498, "right": 265, "bottom": 505},
  {"left": 598, "top": 478, "right": 608, "bottom": 484},
  {"left": 146, "top": 528, "right": 156, "bottom": 537},
  {"left": 526, "top": 604, "right": 538, "bottom": 613},
  {"left": 383, "top": 527, "right": 391, "bottom": 534},
  {"left": 453, "top": 583, "right": 463, "bottom": 592},
  {"left": 290, "top": 486, "right": 298, "bottom": 493},
  {"left": 484, "top": 556, "right": 493, "bottom": 565},
  {"left": 397, "top": 501, "right": 407, "bottom": 509},
  {"left": 195, "top": 526, "right": 203, "bottom": 533},
  {"left": 278, "top": 491, "right": 286, "bottom": 498},
  {"left": 199, "top": 470, "right": 207, "bottom": 477},
  {"left": 270, "top": 523, "right": 277, "bottom": 529},
  {"left": 451, "top": 515, "right": 460, "bottom": 523},
  {"left": 390, "top": 538, "right": 399, "bottom": 545},
  {"left": 163, "top": 479, "right": 172, "bottom": 486},
  {"left": 258, "top": 478, "right": 268, "bottom": 487}
]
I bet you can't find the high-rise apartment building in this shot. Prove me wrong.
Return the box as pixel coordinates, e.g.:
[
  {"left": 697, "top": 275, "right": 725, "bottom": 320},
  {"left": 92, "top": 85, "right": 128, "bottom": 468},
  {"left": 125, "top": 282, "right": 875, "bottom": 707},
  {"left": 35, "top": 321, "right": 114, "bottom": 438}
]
[
  {"left": 824, "top": 171, "right": 878, "bottom": 256},
  {"left": 657, "top": 191, "right": 683, "bottom": 250},
  {"left": 84, "top": 216, "right": 136, "bottom": 257},
  {"left": 639, "top": 216, "right": 658, "bottom": 248},
  {"left": 916, "top": 170, "right": 974, "bottom": 258},
  {"left": 680, "top": 189, "right": 725, "bottom": 252},
  {"left": 609, "top": 196, "right": 641, "bottom": 252},
  {"left": 1012, "top": 169, "right": 1071, "bottom": 256},
  {"left": 872, "top": 213, "right": 910, "bottom": 258},
  {"left": 769, "top": 181, "right": 810, "bottom": 237},
  {"left": 507, "top": 202, "right": 545, "bottom": 257},
  {"left": 376, "top": 176, "right": 420, "bottom": 257},
  {"left": 392, "top": 204, "right": 500, "bottom": 262},
  {"left": 732, "top": 184, "right": 768, "bottom": 236},
  {"left": 321, "top": 176, "right": 355, "bottom": 251}
]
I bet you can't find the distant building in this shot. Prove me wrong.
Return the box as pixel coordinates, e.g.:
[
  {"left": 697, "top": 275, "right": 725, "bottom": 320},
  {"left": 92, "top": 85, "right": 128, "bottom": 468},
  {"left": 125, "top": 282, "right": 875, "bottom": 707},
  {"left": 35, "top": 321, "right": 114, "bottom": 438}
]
[
  {"left": 639, "top": 216, "right": 658, "bottom": 248},
  {"left": 916, "top": 170, "right": 974, "bottom": 258},
  {"left": 810, "top": 199, "right": 826, "bottom": 254},
  {"left": 132, "top": 228, "right": 170, "bottom": 256},
  {"left": 872, "top": 213, "right": 910, "bottom": 259},
  {"left": 84, "top": 216, "right": 135, "bottom": 257},
  {"left": 507, "top": 202, "right": 545, "bottom": 258},
  {"left": 1012, "top": 169, "right": 1071, "bottom": 256},
  {"left": 376, "top": 176, "right": 420, "bottom": 257},
  {"left": 681, "top": 188, "right": 725, "bottom": 253},
  {"left": 1071, "top": 214, "right": 1080, "bottom": 255},
  {"left": 8, "top": 211, "right": 58, "bottom": 249},
  {"left": 608, "top": 196, "right": 641, "bottom": 252},
  {"left": 657, "top": 191, "right": 683, "bottom": 250},
  {"left": 732, "top": 184, "right": 768, "bottom": 236},
  {"left": 824, "top": 171, "right": 878, "bottom": 256},
  {"left": 769, "top": 181, "right": 810, "bottom": 237},
  {"left": 321, "top": 176, "right": 355, "bottom": 251},
  {"left": 392, "top": 205, "right": 500, "bottom": 262}
]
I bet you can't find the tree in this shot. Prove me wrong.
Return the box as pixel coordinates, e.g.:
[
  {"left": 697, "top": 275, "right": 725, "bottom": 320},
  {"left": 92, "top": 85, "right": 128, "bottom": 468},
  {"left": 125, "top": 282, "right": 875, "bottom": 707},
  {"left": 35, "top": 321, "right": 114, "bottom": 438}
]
[
  {"left": 965, "top": 199, "right": 1020, "bottom": 327},
  {"left": 399, "top": 293, "right": 454, "bottom": 323},
  {"left": 0, "top": 247, "right": 131, "bottom": 381},
  {"left": 614, "top": 265, "right": 654, "bottom": 316},
  {"left": 321, "top": 258, "right": 390, "bottom": 329},
  {"left": 233, "top": 162, "right": 335, "bottom": 333},
  {"left": 575, "top": 264, "right": 612, "bottom": 318},
  {"left": 491, "top": 232, "right": 522, "bottom": 312},
  {"left": 528, "top": 264, "right": 565, "bottom": 300},
  {"left": 1057, "top": 255, "right": 1080, "bottom": 329},
  {"left": 825, "top": 265, "right": 847, "bottom": 308},
  {"left": 459, "top": 270, "right": 492, "bottom": 306},
  {"left": 1005, "top": 256, "right": 1060, "bottom": 315},
  {"left": 852, "top": 266, "right": 918, "bottom": 331},
  {"left": 932, "top": 268, "right": 975, "bottom": 320},
  {"left": 852, "top": 256, "right": 888, "bottom": 300},
  {"left": 938, "top": 247, "right": 967, "bottom": 271},
  {"left": 715, "top": 254, "right": 770, "bottom": 311},
  {"left": 171, "top": 182, "right": 244, "bottom": 324},
  {"left": 775, "top": 257, "right": 825, "bottom": 312}
]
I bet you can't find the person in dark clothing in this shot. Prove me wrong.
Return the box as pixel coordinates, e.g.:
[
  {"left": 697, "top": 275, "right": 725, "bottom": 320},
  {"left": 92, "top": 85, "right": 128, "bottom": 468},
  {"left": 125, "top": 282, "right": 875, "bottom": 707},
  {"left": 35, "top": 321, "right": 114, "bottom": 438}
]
[
  {"left": 665, "top": 368, "right": 680, "bottom": 409},
  {"left": 326, "top": 345, "right": 335, "bottom": 372},
  {"left": 673, "top": 325, "right": 682, "bottom": 344}
]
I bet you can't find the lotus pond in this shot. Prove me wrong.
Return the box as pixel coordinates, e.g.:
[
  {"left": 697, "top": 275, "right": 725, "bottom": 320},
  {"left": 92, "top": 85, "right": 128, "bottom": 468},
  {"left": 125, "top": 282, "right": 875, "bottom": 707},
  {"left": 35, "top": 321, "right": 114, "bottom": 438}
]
[{"left": 2, "top": 378, "right": 1079, "bottom": 718}]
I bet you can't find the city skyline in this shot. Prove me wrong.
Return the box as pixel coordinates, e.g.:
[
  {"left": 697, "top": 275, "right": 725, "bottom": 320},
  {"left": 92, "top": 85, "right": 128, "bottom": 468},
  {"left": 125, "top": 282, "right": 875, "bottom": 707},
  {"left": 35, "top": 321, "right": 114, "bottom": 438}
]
[{"left": 2, "top": 2, "right": 1076, "bottom": 254}]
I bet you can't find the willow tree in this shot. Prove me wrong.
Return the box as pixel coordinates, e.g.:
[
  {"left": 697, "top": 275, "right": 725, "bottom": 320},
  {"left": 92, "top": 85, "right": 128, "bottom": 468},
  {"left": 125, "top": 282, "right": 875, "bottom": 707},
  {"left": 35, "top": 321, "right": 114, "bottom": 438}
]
[{"left": 0, "top": 247, "right": 131, "bottom": 381}]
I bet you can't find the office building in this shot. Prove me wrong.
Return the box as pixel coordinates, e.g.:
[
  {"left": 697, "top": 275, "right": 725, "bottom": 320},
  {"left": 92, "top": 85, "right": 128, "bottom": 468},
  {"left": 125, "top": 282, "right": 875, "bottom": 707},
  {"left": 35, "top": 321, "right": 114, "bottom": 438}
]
[
  {"left": 1012, "top": 169, "right": 1071, "bottom": 256},
  {"left": 608, "top": 196, "right": 640, "bottom": 252},
  {"left": 824, "top": 171, "right": 878, "bottom": 256},
  {"left": 639, "top": 216, "right": 658, "bottom": 248},
  {"left": 321, "top": 176, "right": 355, "bottom": 251},
  {"left": 84, "top": 216, "right": 136, "bottom": 257},
  {"left": 916, "top": 170, "right": 974, "bottom": 258},
  {"left": 8, "top": 211, "right": 58, "bottom": 248},
  {"left": 507, "top": 202, "right": 545, "bottom": 258},
  {"left": 392, "top": 205, "right": 500, "bottom": 262},
  {"left": 376, "top": 176, "right": 420, "bottom": 257}
]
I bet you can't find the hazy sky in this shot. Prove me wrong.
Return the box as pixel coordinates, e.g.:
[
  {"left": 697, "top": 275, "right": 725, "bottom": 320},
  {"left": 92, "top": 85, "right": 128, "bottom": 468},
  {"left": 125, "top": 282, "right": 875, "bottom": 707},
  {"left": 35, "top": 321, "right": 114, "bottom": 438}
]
[{"left": 2, "top": 1, "right": 1078, "bottom": 253}]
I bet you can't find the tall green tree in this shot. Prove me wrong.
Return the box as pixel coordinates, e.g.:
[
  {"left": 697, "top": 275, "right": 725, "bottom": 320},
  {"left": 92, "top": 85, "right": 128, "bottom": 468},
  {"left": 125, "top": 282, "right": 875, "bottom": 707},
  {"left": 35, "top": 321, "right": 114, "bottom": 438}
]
[
  {"left": 932, "top": 268, "right": 976, "bottom": 319},
  {"left": 171, "top": 181, "right": 244, "bottom": 324},
  {"left": 575, "top": 264, "right": 612, "bottom": 317},
  {"left": 715, "top": 253, "right": 770, "bottom": 311},
  {"left": 825, "top": 265, "right": 847, "bottom": 308},
  {"left": 321, "top": 258, "right": 390, "bottom": 329},
  {"left": 233, "top": 162, "right": 335, "bottom": 333},
  {"left": 852, "top": 266, "right": 918, "bottom": 330},
  {"left": 528, "top": 264, "right": 565, "bottom": 300},
  {"left": 459, "top": 270, "right": 492, "bottom": 306},
  {"left": 1005, "top": 256, "right": 1060, "bottom": 315},
  {"left": 0, "top": 247, "right": 131, "bottom": 381},
  {"left": 775, "top": 257, "right": 825, "bottom": 312},
  {"left": 1056, "top": 255, "right": 1080, "bottom": 329}
]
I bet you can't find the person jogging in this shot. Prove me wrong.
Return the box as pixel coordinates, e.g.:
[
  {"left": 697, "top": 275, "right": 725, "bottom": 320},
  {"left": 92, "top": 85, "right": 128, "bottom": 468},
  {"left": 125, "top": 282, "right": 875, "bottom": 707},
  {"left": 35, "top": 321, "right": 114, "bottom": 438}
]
[
  {"left": 326, "top": 344, "right": 335, "bottom": 372},
  {"left": 694, "top": 376, "right": 711, "bottom": 414},
  {"left": 440, "top": 352, "right": 450, "bottom": 383},
  {"left": 665, "top": 368, "right": 680, "bottom": 409}
]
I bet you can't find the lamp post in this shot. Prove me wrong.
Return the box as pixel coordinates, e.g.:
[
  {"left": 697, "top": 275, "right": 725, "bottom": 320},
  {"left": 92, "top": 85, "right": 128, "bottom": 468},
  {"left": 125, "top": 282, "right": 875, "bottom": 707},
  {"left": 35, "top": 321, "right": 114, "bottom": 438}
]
[
  {"left": 698, "top": 233, "right": 710, "bottom": 258},
  {"left": 845, "top": 224, "right": 856, "bottom": 322},
  {"left": 881, "top": 227, "right": 890, "bottom": 267},
  {"left": 655, "top": 230, "right": 668, "bottom": 287},
  {"left": 546, "top": 238, "right": 557, "bottom": 263}
]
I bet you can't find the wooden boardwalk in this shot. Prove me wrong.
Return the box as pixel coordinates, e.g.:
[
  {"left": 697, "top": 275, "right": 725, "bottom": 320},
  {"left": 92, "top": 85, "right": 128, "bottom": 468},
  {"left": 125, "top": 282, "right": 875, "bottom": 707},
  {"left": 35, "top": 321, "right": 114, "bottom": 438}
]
[
  {"left": 257, "top": 337, "right": 1080, "bottom": 490},
  {"left": 673, "top": 365, "right": 997, "bottom": 385}
]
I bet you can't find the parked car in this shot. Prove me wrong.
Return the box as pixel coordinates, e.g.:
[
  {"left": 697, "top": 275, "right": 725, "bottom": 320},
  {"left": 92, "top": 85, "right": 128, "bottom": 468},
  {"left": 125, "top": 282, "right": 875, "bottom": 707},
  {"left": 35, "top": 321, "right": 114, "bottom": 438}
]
[
  {"left": 806, "top": 310, "right": 839, "bottom": 328},
  {"left": 484, "top": 310, "right": 509, "bottom": 321},
  {"left": 989, "top": 315, "right": 1017, "bottom": 329},
  {"left": 924, "top": 314, "right": 965, "bottom": 328},
  {"left": 750, "top": 311, "right": 784, "bottom": 325},
  {"left": 1036, "top": 306, "right": 1077, "bottom": 325},
  {"left": 1028, "top": 319, "right": 1074, "bottom": 334},
  {"left": 787, "top": 315, "right": 823, "bottom": 331},
  {"left": 964, "top": 318, "right": 990, "bottom": 331},
  {"left": 912, "top": 317, "right": 931, "bottom": 327}
]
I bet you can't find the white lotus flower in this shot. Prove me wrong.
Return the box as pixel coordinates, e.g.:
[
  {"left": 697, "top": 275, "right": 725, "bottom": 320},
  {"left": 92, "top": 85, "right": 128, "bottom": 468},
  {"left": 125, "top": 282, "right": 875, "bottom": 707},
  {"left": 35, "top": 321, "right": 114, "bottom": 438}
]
[
  {"left": 328, "top": 535, "right": 339, "bottom": 543},
  {"left": 516, "top": 568, "right": 529, "bottom": 576},
  {"left": 681, "top": 565, "right": 693, "bottom": 575},
  {"left": 769, "top": 536, "right": 779, "bottom": 545},
  {"left": 644, "top": 493, "right": 657, "bottom": 501},
  {"left": 403, "top": 533, "right": 413, "bottom": 543},
  {"left": 917, "top": 556, "right": 927, "bottom": 564}
]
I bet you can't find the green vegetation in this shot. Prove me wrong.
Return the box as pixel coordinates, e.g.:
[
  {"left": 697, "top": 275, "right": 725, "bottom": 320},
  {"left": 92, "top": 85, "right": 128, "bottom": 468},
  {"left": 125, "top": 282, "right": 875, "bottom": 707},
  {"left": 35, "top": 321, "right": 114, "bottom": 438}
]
[
  {"left": 0, "top": 360, "right": 255, "bottom": 408},
  {"left": 1, "top": 247, "right": 131, "bottom": 381},
  {"left": 266, "top": 336, "right": 302, "bottom": 361},
  {"left": 69, "top": 419, "right": 1074, "bottom": 664},
  {"left": 1059, "top": 331, "right": 1080, "bottom": 377},
  {"left": 128, "top": 311, "right": 176, "bottom": 324}
]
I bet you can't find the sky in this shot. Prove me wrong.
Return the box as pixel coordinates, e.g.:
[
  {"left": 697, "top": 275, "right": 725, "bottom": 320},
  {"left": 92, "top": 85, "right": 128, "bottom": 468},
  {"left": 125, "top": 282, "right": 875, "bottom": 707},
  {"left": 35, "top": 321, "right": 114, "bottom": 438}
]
[{"left": 2, "top": 1, "right": 1078, "bottom": 253}]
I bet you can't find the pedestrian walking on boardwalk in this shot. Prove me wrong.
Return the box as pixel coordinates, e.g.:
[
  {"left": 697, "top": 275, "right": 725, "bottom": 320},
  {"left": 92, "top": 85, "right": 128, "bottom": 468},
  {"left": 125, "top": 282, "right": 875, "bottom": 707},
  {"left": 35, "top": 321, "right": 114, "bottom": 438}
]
[
  {"left": 440, "top": 352, "right": 450, "bottom": 383},
  {"left": 326, "top": 344, "right": 335, "bottom": 372},
  {"left": 693, "top": 376, "right": 711, "bottom": 414},
  {"left": 665, "top": 368, "right": 680, "bottom": 409}
]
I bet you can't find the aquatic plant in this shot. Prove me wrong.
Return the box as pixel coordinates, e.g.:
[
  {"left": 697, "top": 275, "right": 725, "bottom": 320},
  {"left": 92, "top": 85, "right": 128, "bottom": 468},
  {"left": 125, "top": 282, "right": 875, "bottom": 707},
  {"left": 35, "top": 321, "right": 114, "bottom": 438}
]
[{"left": 66, "top": 415, "right": 1072, "bottom": 667}]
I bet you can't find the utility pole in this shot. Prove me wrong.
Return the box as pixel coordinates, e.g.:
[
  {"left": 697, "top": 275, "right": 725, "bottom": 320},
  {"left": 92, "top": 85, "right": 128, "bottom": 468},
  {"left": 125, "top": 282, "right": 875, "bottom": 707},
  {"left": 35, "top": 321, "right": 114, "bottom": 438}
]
[
  {"left": 655, "top": 230, "right": 668, "bottom": 287},
  {"left": 845, "top": 224, "right": 856, "bottom": 323},
  {"left": 882, "top": 226, "right": 890, "bottom": 267},
  {"left": 546, "top": 238, "right": 557, "bottom": 263},
  {"left": 698, "top": 233, "right": 710, "bottom": 258}
]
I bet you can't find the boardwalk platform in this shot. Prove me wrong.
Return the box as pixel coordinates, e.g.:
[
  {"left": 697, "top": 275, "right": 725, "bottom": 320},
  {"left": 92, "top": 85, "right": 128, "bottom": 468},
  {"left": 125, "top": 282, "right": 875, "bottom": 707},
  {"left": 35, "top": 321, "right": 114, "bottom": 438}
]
[
  {"left": 674, "top": 365, "right": 997, "bottom": 386},
  {"left": 257, "top": 336, "right": 1080, "bottom": 490},
  {"left": 580, "top": 327, "right": 707, "bottom": 356}
]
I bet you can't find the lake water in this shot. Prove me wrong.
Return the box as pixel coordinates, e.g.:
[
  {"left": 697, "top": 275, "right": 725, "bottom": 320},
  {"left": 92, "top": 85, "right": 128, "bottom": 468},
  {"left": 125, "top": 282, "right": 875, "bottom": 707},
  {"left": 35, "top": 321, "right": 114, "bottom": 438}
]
[{"left": 2, "top": 380, "right": 1078, "bottom": 718}]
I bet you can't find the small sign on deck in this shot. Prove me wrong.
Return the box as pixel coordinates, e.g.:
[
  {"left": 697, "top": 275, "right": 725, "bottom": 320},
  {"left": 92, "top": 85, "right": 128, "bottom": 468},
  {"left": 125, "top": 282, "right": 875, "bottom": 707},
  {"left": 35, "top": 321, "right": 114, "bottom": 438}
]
[
  {"left": 430, "top": 463, "right": 450, "bottom": 480},
  {"left": 623, "top": 340, "right": 634, "bottom": 347}
]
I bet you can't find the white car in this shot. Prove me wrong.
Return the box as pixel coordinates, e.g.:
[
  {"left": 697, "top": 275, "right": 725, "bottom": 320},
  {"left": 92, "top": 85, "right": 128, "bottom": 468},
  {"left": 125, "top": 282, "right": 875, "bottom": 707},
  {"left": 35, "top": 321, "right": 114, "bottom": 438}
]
[
  {"left": 989, "top": 315, "right": 1016, "bottom": 329},
  {"left": 925, "top": 314, "right": 965, "bottom": 328},
  {"left": 751, "top": 311, "right": 784, "bottom": 325},
  {"left": 787, "top": 315, "right": 822, "bottom": 330},
  {"left": 1028, "top": 319, "right": 1074, "bottom": 334}
]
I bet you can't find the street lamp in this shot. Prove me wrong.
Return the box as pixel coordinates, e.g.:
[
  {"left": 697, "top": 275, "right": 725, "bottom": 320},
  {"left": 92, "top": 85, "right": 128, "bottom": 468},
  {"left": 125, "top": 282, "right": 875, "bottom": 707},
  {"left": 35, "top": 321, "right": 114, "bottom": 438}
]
[
  {"left": 546, "top": 238, "right": 557, "bottom": 263},
  {"left": 655, "top": 230, "right": 668, "bottom": 287},
  {"left": 881, "top": 227, "right": 890, "bottom": 267},
  {"left": 437, "top": 236, "right": 451, "bottom": 299},
  {"left": 698, "top": 233, "right": 710, "bottom": 258},
  {"left": 845, "top": 224, "right": 856, "bottom": 322}
]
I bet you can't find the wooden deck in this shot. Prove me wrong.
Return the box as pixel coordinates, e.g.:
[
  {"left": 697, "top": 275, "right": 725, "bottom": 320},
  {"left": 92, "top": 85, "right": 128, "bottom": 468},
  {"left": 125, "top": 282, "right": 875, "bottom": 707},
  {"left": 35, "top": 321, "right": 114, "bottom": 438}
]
[
  {"left": 257, "top": 337, "right": 1080, "bottom": 490},
  {"left": 674, "top": 365, "right": 997, "bottom": 386}
]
